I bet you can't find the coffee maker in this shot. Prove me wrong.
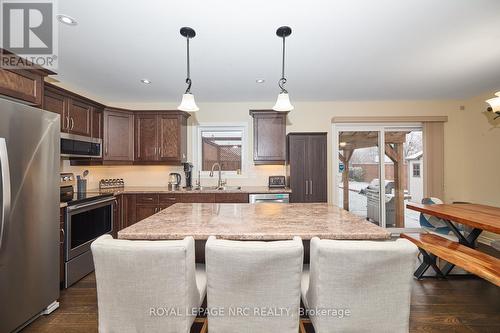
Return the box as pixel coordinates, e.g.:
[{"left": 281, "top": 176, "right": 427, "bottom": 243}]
[{"left": 183, "top": 162, "right": 194, "bottom": 188}]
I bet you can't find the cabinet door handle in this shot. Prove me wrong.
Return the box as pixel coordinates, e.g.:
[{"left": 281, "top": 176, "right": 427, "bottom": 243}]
[
  {"left": 65, "top": 116, "right": 70, "bottom": 129},
  {"left": 60, "top": 228, "right": 65, "bottom": 245},
  {"left": 70, "top": 117, "right": 75, "bottom": 130},
  {"left": 310, "top": 180, "right": 313, "bottom": 195},
  {"left": 305, "top": 180, "right": 308, "bottom": 195}
]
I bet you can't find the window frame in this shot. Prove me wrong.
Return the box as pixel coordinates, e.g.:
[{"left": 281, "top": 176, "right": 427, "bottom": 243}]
[
  {"left": 194, "top": 123, "right": 248, "bottom": 178},
  {"left": 412, "top": 162, "right": 421, "bottom": 178}
]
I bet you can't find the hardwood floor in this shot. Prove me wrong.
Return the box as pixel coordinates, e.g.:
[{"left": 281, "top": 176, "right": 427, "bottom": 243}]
[{"left": 22, "top": 274, "right": 500, "bottom": 333}]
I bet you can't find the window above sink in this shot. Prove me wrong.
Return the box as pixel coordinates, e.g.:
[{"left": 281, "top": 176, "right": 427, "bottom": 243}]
[{"left": 194, "top": 123, "right": 248, "bottom": 178}]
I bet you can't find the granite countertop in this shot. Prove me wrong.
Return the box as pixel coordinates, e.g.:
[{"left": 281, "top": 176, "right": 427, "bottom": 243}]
[
  {"left": 98, "top": 186, "right": 292, "bottom": 195},
  {"left": 118, "top": 203, "right": 391, "bottom": 241}
]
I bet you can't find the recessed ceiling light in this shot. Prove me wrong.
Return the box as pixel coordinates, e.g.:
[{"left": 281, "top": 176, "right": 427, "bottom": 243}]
[
  {"left": 56, "top": 14, "right": 78, "bottom": 26},
  {"left": 256, "top": 79, "right": 265, "bottom": 83},
  {"left": 140, "top": 79, "right": 152, "bottom": 84}
]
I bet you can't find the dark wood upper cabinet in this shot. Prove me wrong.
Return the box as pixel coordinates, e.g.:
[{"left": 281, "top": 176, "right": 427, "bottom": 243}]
[
  {"left": 91, "top": 108, "right": 103, "bottom": 139},
  {"left": 158, "top": 113, "right": 187, "bottom": 162},
  {"left": 68, "top": 98, "right": 92, "bottom": 137},
  {"left": 43, "top": 86, "right": 68, "bottom": 132},
  {"left": 103, "top": 108, "right": 134, "bottom": 161},
  {"left": 43, "top": 83, "right": 102, "bottom": 139},
  {"left": 0, "top": 50, "right": 55, "bottom": 106},
  {"left": 250, "top": 110, "right": 288, "bottom": 165},
  {"left": 287, "top": 133, "right": 328, "bottom": 203},
  {"left": 135, "top": 113, "right": 158, "bottom": 161},
  {"left": 0, "top": 50, "right": 54, "bottom": 106},
  {"left": 134, "top": 111, "right": 190, "bottom": 165}
]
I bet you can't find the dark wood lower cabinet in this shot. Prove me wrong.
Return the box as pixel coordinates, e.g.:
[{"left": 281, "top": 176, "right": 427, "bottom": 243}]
[
  {"left": 180, "top": 193, "right": 216, "bottom": 203},
  {"left": 121, "top": 194, "right": 137, "bottom": 229},
  {"left": 135, "top": 204, "right": 158, "bottom": 222},
  {"left": 112, "top": 195, "right": 121, "bottom": 238},
  {"left": 112, "top": 192, "right": 252, "bottom": 235},
  {"left": 215, "top": 193, "right": 249, "bottom": 203}
]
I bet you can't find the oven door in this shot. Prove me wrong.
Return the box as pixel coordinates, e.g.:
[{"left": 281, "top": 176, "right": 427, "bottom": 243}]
[{"left": 65, "top": 196, "right": 114, "bottom": 260}]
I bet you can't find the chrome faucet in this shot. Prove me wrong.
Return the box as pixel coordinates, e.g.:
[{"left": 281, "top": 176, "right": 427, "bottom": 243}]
[{"left": 209, "top": 163, "right": 223, "bottom": 189}]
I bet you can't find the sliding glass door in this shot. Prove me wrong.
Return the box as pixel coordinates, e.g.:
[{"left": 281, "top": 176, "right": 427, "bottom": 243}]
[{"left": 334, "top": 124, "right": 423, "bottom": 230}]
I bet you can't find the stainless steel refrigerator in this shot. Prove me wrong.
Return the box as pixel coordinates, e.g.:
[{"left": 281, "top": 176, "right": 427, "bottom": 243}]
[{"left": 0, "top": 98, "right": 60, "bottom": 332}]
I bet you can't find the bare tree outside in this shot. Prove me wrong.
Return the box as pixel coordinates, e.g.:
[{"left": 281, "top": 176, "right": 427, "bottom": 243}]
[{"left": 404, "top": 131, "right": 423, "bottom": 157}]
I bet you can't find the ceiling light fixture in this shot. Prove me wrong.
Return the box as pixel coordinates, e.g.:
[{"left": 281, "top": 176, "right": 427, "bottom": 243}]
[
  {"left": 256, "top": 79, "right": 265, "bottom": 83},
  {"left": 56, "top": 14, "right": 77, "bottom": 26},
  {"left": 177, "top": 27, "right": 199, "bottom": 112},
  {"left": 485, "top": 91, "right": 500, "bottom": 120},
  {"left": 141, "top": 79, "right": 151, "bottom": 84},
  {"left": 272, "top": 26, "right": 294, "bottom": 112}
]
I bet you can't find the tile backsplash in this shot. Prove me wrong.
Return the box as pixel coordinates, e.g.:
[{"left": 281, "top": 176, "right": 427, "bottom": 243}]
[{"left": 61, "top": 160, "right": 286, "bottom": 190}]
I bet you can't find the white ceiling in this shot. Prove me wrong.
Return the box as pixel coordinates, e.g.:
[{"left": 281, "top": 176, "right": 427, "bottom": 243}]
[{"left": 56, "top": 0, "right": 500, "bottom": 104}]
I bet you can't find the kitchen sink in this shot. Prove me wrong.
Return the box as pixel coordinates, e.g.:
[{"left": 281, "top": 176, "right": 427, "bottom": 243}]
[
  {"left": 195, "top": 186, "right": 242, "bottom": 191},
  {"left": 219, "top": 186, "right": 242, "bottom": 191}
]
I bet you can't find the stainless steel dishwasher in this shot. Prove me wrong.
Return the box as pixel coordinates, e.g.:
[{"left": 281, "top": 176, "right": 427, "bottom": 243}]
[{"left": 249, "top": 193, "right": 290, "bottom": 203}]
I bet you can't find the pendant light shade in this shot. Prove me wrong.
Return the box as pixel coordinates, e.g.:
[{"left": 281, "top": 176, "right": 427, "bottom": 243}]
[
  {"left": 178, "top": 27, "right": 199, "bottom": 112},
  {"left": 272, "top": 26, "right": 293, "bottom": 112},
  {"left": 486, "top": 92, "right": 500, "bottom": 111},
  {"left": 178, "top": 93, "right": 199, "bottom": 112},
  {"left": 273, "top": 92, "right": 294, "bottom": 111}
]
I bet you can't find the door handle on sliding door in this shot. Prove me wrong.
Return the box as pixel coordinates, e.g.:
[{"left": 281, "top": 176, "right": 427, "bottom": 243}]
[
  {"left": 310, "top": 180, "right": 313, "bottom": 195},
  {"left": 0, "top": 138, "right": 11, "bottom": 251}
]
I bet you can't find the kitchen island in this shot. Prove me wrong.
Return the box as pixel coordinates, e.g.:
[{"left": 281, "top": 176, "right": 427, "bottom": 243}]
[{"left": 118, "top": 203, "right": 390, "bottom": 241}]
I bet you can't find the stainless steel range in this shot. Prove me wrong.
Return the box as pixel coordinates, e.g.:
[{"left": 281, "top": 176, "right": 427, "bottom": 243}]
[{"left": 60, "top": 174, "right": 115, "bottom": 288}]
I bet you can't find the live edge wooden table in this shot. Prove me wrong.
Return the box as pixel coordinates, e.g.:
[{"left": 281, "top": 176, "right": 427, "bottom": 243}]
[
  {"left": 118, "top": 203, "right": 391, "bottom": 241},
  {"left": 406, "top": 203, "right": 500, "bottom": 277}
]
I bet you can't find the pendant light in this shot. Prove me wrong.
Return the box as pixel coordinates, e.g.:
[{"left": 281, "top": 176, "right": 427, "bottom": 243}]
[
  {"left": 177, "top": 27, "right": 199, "bottom": 112},
  {"left": 486, "top": 91, "right": 500, "bottom": 120},
  {"left": 273, "top": 26, "right": 294, "bottom": 112}
]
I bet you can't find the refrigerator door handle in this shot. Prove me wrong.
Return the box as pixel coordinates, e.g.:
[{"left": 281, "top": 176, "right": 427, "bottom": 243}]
[{"left": 0, "top": 137, "right": 11, "bottom": 251}]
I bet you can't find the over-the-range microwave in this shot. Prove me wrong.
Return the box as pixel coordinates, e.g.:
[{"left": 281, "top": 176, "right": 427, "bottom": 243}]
[{"left": 61, "top": 133, "right": 102, "bottom": 158}]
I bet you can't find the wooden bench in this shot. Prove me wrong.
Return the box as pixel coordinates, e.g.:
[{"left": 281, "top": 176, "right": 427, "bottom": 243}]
[{"left": 401, "top": 233, "right": 500, "bottom": 287}]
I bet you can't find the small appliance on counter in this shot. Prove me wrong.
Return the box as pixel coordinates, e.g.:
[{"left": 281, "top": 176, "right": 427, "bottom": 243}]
[
  {"left": 168, "top": 172, "right": 181, "bottom": 190},
  {"left": 99, "top": 178, "right": 125, "bottom": 189},
  {"left": 268, "top": 175, "right": 286, "bottom": 188},
  {"left": 183, "top": 162, "right": 194, "bottom": 188}
]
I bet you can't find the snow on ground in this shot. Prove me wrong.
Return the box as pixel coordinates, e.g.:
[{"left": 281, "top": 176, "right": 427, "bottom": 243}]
[{"left": 338, "top": 181, "right": 421, "bottom": 228}]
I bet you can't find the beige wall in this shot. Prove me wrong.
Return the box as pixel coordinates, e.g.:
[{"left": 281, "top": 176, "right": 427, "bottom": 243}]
[{"left": 61, "top": 91, "right": 500, "bottom": 240}]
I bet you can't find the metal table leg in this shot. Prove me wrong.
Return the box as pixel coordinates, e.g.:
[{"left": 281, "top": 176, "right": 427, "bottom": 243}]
[
  {"left": 414, "top": 248, "right": 444, "bottom": 279},
  {"left": 440, "top": 220, "right": 483, "bottom": 276}
]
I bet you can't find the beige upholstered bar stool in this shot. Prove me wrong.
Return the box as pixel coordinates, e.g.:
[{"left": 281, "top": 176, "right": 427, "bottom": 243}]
[
  {"left": 205, "top": 236, "right": 304, "bottom": 333},
  {"left": 91, "top": 235, "right": 207, "bottom": 333},
  {"left": 301, "top": 237, "right": 418, "bottom": 333}
]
